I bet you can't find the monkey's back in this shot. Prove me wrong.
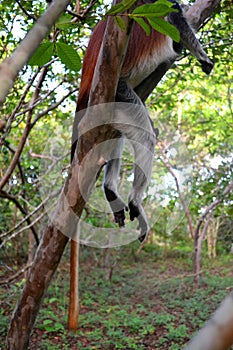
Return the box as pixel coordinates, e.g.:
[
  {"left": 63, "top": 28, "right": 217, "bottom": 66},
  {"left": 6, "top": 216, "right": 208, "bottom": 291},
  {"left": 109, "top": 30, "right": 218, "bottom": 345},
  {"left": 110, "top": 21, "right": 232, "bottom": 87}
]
[{"left": 77, "top": 20, "right": 176, "bottom": 110}]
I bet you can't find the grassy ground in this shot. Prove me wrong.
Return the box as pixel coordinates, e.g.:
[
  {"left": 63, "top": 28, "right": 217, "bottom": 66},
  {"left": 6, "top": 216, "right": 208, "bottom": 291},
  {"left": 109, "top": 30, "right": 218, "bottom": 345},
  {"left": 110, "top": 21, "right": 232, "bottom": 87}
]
[{"left": 0, "top": 243, "right": 233, "bottom": 349}]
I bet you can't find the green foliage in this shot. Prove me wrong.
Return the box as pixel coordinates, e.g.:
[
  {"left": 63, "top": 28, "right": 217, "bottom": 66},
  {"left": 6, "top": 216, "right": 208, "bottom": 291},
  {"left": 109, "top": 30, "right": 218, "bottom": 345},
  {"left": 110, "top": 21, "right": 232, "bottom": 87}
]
[
  {"left": 106, "top": 0, "right": 137, "bottom": 16},
  {"left": 114, "top": 15, "right": 127, "bottom": 31},
  {"left": 55, "top": 14, "right": 75, "bottom": 30},
  {"left": 144, "top": 16, "right": 180, "bottom": 41},
  {"left": 107, "top": 0, "right": 180, "bottom": 41},
  {"left": 29, "top": 42, "right": 54, "bottom": 66},
  {"left": 29, "top": 41, "right": 81, "bottom": 72},
  {"left": 56, "top": 42, "right": 81, "bottom": 72}
]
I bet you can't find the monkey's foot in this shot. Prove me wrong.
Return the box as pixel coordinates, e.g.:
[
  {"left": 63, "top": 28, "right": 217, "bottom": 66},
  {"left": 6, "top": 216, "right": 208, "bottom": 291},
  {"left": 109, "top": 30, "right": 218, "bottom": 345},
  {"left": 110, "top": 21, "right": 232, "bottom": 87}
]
[
  {"left": 200, "top": 59, "right": 214, "bottom": 75},
  {"left": 113, "top": 208, "right": 127, "bottom": 227},
  {"left": 104, "top": 187, "right": 128, "bottom": 227},
  {"left": 128, "top": 199, "right": 149, "bottom": 243}
]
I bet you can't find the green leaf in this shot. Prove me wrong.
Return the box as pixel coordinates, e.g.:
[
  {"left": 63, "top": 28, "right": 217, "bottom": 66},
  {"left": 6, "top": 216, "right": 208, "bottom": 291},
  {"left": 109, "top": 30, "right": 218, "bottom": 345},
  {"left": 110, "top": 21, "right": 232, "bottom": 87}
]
[
  {"left": 29, "top": 41, "right": 54, "bottom": 66},
  {"left": 133, "top": 17, "right": 151, "bottom": 36},
  {"left": 114, "top": 16, "right": 126, "bottom": 31},
  {"left": 106, "top": 3, "right": 125, "bottom": 15},
  {"left": 121, "top": 0, "right": 137, "bottom": 11},
  {"left": 56, "top": 14, "right": 74, "bottom": 30},
  {"left": 148, "top": 17, "right": 180, "bottom": 42},
  {"left": 56, "top": 42, "right": 81, "bottom": 72},
  {"left": 132, "top": 2, "right": 176, "bottom": 17},
  {"left": 106, "top": 0, "right": 137, "bottom": 15},
  {"left": 43, "top": 319, "right": 53, "bottom": 325}
]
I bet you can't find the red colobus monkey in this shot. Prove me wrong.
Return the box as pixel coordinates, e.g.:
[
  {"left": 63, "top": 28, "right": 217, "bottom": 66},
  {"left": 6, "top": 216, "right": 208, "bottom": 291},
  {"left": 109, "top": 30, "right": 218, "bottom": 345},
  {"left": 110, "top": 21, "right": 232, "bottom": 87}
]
[{"left": 72, "top": 0, "right": 214, "bottom": 242}]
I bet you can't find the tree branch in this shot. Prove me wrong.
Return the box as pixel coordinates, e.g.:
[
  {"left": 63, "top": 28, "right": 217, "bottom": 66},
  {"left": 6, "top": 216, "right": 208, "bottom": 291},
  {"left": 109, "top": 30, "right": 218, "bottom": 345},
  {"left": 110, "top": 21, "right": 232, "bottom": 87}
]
[
  {"left": 0, "top": 67, "right": 48, "bottom": 190},
  {"left": 0, "top": 190, "right": 39, "bottom": 245},
  {"left": 194, "top": 180, "right": 233, "bottom": 239},
  {"left": 0, "top": 0, "right": 71, "bottom": 105}
]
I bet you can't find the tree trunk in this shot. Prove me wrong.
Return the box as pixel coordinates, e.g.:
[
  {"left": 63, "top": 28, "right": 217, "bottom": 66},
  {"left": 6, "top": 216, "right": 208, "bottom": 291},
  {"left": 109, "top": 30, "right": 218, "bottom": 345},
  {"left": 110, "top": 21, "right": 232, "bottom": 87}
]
[{"left": 7, "top": 226, "right": 69, "bottom": 349}]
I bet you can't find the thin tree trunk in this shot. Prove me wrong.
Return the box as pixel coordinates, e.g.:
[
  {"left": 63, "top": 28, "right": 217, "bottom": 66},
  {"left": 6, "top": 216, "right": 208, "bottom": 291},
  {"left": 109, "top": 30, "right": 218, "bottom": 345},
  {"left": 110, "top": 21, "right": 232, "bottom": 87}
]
[
  {"left": 193, "top": 181, "right": 233, "bottom": 284},
  {"left": 68, "top": 240, "right": 80, "bottom": 330}
]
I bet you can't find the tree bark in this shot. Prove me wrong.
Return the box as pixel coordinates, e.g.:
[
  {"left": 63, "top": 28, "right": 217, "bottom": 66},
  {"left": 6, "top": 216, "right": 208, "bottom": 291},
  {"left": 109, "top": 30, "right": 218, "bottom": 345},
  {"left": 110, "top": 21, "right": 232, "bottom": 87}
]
[
  {"left": 6, "top": 226, "right": 69, "bottom": 350},
  {"left": 193, "top": 181, "right": 233, "bottom": 284}
]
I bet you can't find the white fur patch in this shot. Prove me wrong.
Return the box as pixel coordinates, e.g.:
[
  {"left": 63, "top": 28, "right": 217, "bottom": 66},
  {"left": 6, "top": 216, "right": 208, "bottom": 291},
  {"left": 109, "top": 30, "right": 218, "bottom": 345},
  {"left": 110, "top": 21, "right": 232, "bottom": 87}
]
[{"left": 128, "top": 37, "right": 178, "bottom": 88}]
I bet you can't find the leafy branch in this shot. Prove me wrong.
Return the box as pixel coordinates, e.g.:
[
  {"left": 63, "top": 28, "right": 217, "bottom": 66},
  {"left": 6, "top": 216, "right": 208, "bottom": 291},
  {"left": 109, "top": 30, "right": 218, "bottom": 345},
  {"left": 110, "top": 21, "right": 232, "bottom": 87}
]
[{"left": 106, "top": 0, "right": 180, "bottom": 41}]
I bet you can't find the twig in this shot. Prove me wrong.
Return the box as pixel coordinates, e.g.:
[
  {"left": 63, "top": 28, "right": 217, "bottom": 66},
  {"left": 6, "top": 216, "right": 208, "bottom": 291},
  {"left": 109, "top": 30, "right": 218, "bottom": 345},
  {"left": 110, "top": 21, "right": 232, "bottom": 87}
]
[
  {"left": 0, "top": 263, "right": 33, "bottom": 285},
  {"left": 0, "top": 190, "right": 39, "bottom": 245},
  {"left": 15, "top": 0, "right": 37, "bottom": 21},
  {"left": 0, "top": 193, "right": 53, "bottom": 239},
  {"left": 0, "top": 70, "right": 39, "bottom": 149},
  {"left": 0, "top": 0, "right": 71, "bottom": 104},
  {"left": 0, "top": 67, "right": 48, "bottom": 190},
  {"left": 157, "top": 140, "right": 195, "bottom": 238},
  {"left": 0, "top": 210, "right": 47, "bottom": 250},
  {"left": 195, "top": 180, "right": 233, "bottom": 239}
]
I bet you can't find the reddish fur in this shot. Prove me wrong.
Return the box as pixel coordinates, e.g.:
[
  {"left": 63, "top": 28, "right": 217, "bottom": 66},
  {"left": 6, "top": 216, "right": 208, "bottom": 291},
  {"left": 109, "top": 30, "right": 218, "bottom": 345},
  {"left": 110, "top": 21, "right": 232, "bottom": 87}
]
[{"left": 77, "top": 21, "right": 167, "bottom": 110}]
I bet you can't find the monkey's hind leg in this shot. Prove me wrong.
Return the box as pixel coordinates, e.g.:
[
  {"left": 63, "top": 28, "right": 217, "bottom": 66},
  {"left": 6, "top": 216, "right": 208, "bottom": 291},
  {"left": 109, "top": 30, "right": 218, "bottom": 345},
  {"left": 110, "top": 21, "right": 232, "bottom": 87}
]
[
  {"left": 103, "top": 137, "right": 128, "bottom": 227},
  {"left": 128, "top": 165, "right": 150, "bottom": 242},
  {"left": 118, "top": 119, "right": 156, "bottom": 242}
]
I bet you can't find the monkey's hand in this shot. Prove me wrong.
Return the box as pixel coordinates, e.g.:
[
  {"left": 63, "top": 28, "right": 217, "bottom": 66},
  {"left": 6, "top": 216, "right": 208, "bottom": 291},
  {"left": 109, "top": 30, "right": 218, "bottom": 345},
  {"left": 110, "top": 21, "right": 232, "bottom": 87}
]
[
  {"left": 128, "top": 199, "right": 150, "bottom": 243},
  {"left": 104, "top": 187, "right": 128, "bottom": 227}
]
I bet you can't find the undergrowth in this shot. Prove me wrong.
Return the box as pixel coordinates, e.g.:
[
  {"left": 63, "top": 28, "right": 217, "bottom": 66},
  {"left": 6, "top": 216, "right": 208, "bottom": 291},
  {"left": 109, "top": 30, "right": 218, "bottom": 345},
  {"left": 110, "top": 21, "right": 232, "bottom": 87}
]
[{"left": 0, "top": 244, "right": 232, "bottom": 349}]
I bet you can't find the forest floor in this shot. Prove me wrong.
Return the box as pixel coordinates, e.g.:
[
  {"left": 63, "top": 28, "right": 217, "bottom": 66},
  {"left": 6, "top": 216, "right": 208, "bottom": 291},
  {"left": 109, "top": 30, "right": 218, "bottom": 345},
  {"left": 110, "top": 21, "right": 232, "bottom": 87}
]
[{"left": 0, "top": 243, "right": 233, "bottom": 350}]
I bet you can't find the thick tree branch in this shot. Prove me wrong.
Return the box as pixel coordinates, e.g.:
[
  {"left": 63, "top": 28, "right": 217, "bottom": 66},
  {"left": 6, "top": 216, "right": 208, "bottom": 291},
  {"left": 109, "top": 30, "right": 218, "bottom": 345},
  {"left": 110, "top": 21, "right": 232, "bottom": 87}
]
[{"left": 185, "top": 0, "right": 221, "bottom": 30}]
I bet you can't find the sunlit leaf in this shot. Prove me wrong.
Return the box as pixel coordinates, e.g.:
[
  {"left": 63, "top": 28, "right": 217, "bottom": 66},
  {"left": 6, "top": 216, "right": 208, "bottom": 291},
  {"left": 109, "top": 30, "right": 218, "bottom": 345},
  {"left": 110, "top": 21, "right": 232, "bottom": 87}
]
[
  {"left": 106, "top": 0, "right": 137, "bottom": 15},
  {"left": 148, "top": 17, "right": 180, "bottom": 42},
  {"left": 132, "top": 2, "right": 176, "bottom": 17},
  {"left": 56, "top": 14, "right": 74, "bottom": 29},
  {"left": 29, "top": 41, "right": 54, "bottom": 66},
  {"left": 56, "top": 42, "right": 81, "bottom": 72},
  {"left": 133, "top": 17, "right": 151, "bottom": 36}
]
